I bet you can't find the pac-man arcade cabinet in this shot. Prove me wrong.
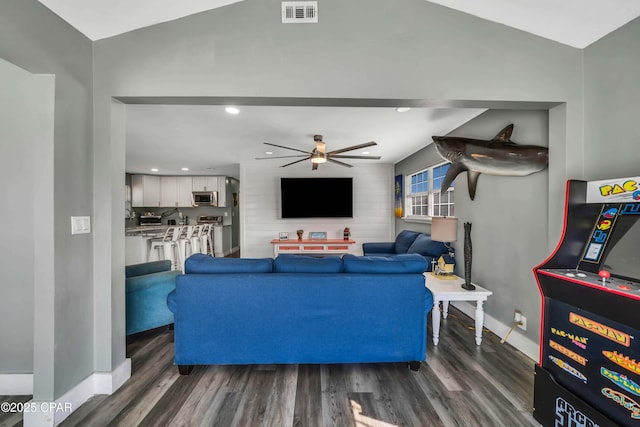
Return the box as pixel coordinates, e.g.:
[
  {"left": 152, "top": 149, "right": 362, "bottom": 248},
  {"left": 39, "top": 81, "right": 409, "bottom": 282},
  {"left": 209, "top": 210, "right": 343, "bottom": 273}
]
[{"left": 533, "top": 176, "right": 640, "bottom": 427}]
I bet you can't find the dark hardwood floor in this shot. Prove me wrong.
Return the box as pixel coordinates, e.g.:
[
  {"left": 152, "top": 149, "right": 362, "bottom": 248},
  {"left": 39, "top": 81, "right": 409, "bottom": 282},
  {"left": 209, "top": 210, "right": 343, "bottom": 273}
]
[{"left": 1, "top": 306, "right": 540, "bottom": 427}]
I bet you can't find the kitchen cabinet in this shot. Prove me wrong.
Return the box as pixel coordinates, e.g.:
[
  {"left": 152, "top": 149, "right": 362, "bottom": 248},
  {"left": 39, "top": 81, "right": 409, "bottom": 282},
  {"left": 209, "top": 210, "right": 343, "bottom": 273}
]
[
  {"left": 192, "top": 176, "right": 219, "bottom": 192},
  {"left": 212, "top": 225, "right": 233, "bottom": 257},
  {"left": 132, "top": 175, "right": 160, "bottom": 207},
  {"left": 217, "top": 177, "right": 228, "bottom": 207},
  {"left": 177, "top": 177, "right": 193, "bottom": 207},
  {"left": 213, "top": 226, "right": 224, "bottom": 258},
  {"left": 160, "top": 176, "right": 193, "bottom": 207}
]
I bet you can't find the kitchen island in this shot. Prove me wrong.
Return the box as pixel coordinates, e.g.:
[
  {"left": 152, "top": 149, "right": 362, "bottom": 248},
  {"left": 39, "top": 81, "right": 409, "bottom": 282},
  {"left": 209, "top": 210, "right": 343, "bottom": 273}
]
[{"left": 125, "top": 226, "right": 167, "bottom": 265}]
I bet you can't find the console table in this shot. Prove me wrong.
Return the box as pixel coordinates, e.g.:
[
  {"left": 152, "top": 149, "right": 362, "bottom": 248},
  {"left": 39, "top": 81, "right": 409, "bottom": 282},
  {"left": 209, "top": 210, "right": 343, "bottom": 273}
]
[
  {"left": 270, "top": 239, "right": 356, "bottom": 256},
  {"left": 424, "top": 273, "right": 493, "bottom": 346}
]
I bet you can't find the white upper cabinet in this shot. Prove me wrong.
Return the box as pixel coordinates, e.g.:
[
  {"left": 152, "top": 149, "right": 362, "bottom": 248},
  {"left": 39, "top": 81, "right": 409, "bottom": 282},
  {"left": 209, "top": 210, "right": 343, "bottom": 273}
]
[
  {"left": 160, "top": 176, "right": 178, "bottom": 207},
  {"left": 159, "top": 176, "right": 194, "bottom": 207},
  {"left": 132, "top": 175, "right": 160, "bottom": 207},
  {"left": 177, "top": 177, "right": 194, "bottom": 207},
  {"left": 133, "top": 175, "right": 227, "bottom": 207},
  {"left": 192, "top": 176, "right": 219, "bottom": 192}
]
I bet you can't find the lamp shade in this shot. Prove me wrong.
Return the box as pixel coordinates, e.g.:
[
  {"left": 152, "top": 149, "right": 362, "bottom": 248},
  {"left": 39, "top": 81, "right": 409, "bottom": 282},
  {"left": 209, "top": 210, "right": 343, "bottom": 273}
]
[{"left": 431, "top": 217, "right": 458, "bottom": 243}]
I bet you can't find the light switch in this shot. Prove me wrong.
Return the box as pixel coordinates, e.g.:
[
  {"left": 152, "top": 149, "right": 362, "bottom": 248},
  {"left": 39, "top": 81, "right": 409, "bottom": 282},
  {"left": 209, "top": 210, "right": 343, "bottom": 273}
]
[{"left": 71, "top": 216, "right": 91, "bottom": 235}]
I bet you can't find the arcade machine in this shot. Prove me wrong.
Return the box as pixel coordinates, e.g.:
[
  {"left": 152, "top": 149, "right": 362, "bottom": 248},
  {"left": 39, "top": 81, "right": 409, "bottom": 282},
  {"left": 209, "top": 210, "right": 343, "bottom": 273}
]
[{"left": 534, "top": 176, "right": 640, "bottom": 427}]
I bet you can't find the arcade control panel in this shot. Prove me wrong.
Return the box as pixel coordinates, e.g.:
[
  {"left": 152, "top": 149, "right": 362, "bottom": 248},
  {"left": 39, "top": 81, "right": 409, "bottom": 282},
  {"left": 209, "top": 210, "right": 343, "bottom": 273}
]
[{"left": 540, "top": 269, "right": 640, "bottom": 296}]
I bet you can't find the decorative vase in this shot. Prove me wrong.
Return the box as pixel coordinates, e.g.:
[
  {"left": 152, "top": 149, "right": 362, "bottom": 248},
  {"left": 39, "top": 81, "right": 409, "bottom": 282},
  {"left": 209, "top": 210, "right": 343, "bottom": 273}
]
[
  {"left": 343, "top": 227, "right": 351, "bottom": 240},
  {"left": 462, "top": 222, "right": 475, "bottom": 290},
  {"left": 296, "top": 229, "right": 304, "bottom": 240}
]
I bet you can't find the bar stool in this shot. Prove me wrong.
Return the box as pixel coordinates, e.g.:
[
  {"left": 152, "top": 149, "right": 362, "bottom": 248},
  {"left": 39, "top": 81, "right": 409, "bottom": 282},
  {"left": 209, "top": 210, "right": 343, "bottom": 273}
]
[
  {"left": 199, "top": 224, "right": 214, "bottom": 256},
  {"left": 189, "top": 225, "right": 201, "bottom": 254},
  {"left": 177, "top": 225, "right": 200, "bottom": 272},
  {"left": 148, "top": 226, "right": 183, "bottom": 270}
]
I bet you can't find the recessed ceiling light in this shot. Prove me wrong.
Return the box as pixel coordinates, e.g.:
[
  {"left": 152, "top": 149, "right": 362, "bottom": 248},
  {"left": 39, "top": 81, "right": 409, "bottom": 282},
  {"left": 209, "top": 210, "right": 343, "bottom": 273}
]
[
  {"left": 265, "top": 151, "right": 273, "bottom": 155},
  {"left": 225, "top": 106, "right": 240, "bottom": 114},
  {"left": 150, "top": 168, "right": 159, "bottom": 172},
  {"left": 396, "top": 107, "right": 411, "bottom": 113},
  {"left": 181, "top": 167, "right": 189, "bottom": 171},
  {"left": 362, "top": 151, "right": 370, "bottom": 155}
]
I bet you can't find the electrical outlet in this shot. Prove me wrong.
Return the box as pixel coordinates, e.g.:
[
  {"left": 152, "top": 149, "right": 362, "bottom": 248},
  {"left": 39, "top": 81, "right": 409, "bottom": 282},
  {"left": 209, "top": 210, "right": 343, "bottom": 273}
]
[{"left": 514, "top": 311, "right": 527, "bottom": 330}]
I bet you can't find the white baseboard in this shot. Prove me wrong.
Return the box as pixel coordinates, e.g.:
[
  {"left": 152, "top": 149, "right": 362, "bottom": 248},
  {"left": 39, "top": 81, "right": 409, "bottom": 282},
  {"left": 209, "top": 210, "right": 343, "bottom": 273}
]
[
  {"left": 450, "top": 301, "right": 540, "bottom": 363},
  {"left": 23, "top": 358, "right": 131, "bottom": 427},
  {"left": 0, "top": 373, "right": 33, "bottom": 395}
]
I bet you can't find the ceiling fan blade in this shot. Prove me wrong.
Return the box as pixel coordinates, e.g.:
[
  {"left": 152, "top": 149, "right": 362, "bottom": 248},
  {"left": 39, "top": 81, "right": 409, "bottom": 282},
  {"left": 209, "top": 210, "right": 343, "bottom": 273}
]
[
  {"left": 280, "top": 156, "right": 311, "bottom": 167},
  {"left": 327, "top": 158, "right": 353, "bottom": 168},
  {"left": 255, "top": 155, "right": 309, "bottom": 160},
  {"left": 326, "top": 141, "right": 377, "bottom": 155},
  {"left": 264, "top": 142, "right": 311, "bottom": 155},
  {"left": 330, "top": 155, "right": 382, "bottom": 160}
]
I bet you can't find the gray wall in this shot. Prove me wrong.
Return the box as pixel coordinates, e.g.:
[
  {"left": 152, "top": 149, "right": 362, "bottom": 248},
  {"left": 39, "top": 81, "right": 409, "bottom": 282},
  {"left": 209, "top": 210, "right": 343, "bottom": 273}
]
[
  {"left": 398, "top": 110, "right": 549, "bottom": 343},
  {"left": 584, "top": 17, "right": 640, "bottom": 180},
  {"left": 0, "top": 59, "right": 53, "bottom": 375},
  {"left": 0, "top": 0, "right": 93, "bottom": 400}
]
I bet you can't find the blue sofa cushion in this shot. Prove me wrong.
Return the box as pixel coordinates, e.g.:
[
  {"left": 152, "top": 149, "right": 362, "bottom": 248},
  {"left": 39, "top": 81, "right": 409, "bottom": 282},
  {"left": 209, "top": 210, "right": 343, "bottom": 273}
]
[
  {"left": 394, "top": 230, "right": 420, "bottom": 254},
  {"left": 125, "top": 260, "right": 171, "bottom": 278},
  {"left": 407, "top": 234, "right": 447, "bottom": 257},
  {"left": 274, "top": 254, "right": 343, "bottom": 273},
  {"left": 343, "top": 254, "right": 427, "bottom": 274},
  {"left": 185, "top": 253, "right": 273, "bottom": 274}
]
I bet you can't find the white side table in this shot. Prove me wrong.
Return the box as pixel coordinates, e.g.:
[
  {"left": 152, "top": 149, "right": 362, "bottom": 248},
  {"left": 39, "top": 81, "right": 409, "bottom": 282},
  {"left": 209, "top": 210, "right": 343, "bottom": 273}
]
[{"left": 424, "top": 273, "right": 493, "bottom": 346}]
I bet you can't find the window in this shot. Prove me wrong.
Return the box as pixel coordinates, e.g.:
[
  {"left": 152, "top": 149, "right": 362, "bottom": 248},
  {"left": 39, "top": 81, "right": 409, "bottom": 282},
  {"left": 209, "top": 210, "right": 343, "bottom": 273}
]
[{"left": 405, "top": 162, "right": 454, "bottom": 219}]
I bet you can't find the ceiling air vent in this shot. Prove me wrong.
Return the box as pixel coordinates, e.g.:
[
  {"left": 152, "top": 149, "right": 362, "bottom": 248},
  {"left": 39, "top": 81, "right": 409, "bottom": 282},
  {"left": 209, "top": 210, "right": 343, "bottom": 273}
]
[{"left": 282, "top": 1, "right": 318, "bottom": 23}]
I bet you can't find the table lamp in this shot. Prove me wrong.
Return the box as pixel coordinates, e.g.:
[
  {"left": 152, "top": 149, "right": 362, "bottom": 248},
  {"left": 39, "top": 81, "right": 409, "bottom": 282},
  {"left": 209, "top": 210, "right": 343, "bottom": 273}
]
[{"left": 431, "top": 217, "right": 457, "bottom": 275}]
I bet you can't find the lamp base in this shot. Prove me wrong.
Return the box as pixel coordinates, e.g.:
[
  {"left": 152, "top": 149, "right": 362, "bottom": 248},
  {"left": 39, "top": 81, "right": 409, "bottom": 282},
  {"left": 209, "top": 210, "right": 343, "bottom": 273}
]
[{"left": 461, "top": 282, "right": 476, "bottom": 291}]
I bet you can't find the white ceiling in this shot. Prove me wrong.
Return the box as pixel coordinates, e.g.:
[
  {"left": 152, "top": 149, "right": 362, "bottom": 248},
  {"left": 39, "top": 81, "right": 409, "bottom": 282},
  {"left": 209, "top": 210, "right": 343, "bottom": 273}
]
[
  {"left": 125, "top": 105, "right": 485, "bottom": 177},
  {"left": 36, "top": 0, "right": 640, "bottom": 179},
  {"left": 38, "top": 0, "right": 640, "bottom": 47}
]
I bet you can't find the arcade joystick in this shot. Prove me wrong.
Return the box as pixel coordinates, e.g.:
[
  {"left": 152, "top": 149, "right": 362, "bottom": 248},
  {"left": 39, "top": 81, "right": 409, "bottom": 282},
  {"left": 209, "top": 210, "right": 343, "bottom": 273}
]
[{"left": 598, "top": 270, "right": 611, "bottom": 286}]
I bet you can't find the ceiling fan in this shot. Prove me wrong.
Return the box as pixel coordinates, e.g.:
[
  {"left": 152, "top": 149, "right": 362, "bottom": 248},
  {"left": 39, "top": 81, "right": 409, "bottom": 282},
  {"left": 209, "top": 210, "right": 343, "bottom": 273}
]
[{"left": 255, "top": 135, "right": 381, "bottom": 170}]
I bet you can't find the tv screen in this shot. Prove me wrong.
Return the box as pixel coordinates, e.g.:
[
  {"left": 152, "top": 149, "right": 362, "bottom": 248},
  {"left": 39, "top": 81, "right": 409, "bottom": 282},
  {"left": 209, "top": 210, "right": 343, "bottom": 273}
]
[{"left": 281, "top": 178, "right": 353, "bottom": 218}]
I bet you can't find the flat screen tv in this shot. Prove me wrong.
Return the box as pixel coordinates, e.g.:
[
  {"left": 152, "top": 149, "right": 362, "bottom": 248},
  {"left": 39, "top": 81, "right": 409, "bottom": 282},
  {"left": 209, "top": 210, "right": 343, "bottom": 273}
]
[{"left": 281, "top": 178, "right": 353, "bottom": 218}]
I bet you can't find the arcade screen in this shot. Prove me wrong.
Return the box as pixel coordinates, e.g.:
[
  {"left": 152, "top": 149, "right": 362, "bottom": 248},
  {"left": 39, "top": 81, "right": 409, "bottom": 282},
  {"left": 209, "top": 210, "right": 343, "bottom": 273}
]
[
  {"left": 599, "top": 213, "right": 640, "bottom": 282},
  {"left": 580, "top": 203, "right": 640, "bottom": 282}
]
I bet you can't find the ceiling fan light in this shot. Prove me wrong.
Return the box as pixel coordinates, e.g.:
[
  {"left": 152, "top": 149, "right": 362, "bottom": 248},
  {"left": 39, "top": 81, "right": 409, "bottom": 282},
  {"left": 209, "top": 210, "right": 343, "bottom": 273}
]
[
  {"left": 316, "top": 141, "right": 326, "bottom": 153},
  {"left": 311, "top": 152, "right": 326, "bottom": 164}
]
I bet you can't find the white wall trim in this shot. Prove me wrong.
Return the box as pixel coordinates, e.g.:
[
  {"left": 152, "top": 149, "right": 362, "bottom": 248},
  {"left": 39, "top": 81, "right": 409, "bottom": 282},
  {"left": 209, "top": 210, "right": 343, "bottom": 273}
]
[
  {"left": 0, "top": 374, "right": 33, "bottom": 395},
  {"left": 23, "top": 358, "right": 131, "bottom": 427},
  {"left": 451, "top": 301, "right": 540, "bottom": 363}
]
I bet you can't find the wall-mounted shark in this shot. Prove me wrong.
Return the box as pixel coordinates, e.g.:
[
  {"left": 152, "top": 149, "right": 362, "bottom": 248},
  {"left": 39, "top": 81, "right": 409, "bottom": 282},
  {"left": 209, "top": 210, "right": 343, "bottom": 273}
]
[{"left": 432, "top": 124, "right": 548, "bottom": 200}]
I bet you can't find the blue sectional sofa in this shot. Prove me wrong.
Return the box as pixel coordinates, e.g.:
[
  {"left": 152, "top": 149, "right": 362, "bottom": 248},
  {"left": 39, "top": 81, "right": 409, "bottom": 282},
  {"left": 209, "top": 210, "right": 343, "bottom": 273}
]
[
  {"left": 167, "top": 253, "right": 433, "bottom": 374},
  {"left": 362, "top": 230, "right": 451, "bottom": 271},
  {"left": 126, "top": 260, "right": 181, "bottom": 335}
]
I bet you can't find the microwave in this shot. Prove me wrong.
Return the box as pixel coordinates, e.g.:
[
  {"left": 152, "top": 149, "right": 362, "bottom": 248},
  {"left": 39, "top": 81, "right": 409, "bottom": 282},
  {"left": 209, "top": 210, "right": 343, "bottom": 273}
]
[{"left": 192, "top": 191, "right": 218, "bottom": 207}]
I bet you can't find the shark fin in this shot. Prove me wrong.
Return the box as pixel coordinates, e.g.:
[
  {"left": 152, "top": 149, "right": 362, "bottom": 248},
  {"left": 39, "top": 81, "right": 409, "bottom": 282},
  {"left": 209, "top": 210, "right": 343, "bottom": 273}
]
[
  {"left": 492, "top": 124, "right": 514, "bottom": 142},
  {"left": 441, "top": 162, "right": 467, "bottom": 193},
  {"left": 467, "top": 170, "right": 481, "bottom": 200}
]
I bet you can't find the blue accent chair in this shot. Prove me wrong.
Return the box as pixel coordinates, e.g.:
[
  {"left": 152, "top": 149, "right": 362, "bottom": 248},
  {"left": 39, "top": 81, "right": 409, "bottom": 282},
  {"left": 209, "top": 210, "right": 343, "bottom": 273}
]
[{"left": 126, "top": 260, "right": 181, "bottom": 335}]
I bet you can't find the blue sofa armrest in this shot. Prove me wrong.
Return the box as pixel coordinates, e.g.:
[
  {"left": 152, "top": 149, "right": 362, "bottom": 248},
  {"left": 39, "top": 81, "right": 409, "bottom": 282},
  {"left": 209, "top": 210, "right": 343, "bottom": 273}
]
[{"left": 362, "top": 242, "right": 396, "bottom": 255}]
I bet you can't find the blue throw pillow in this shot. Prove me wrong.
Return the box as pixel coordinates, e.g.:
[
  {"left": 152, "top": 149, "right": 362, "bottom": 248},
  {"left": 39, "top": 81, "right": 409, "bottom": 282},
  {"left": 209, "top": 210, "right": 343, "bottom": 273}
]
[
  {"left": 394, "top": 230, "right": 420, "bottom": 254},
  {"left": 274, "top": 254, "right": 343, "bottom": 273},
  {"left": 343, "top": 254, "right": 427, "bottom": 274},
  {"left": 407, "top": 234, "right": 447, "bottom": 257},
  {"left": 184, "top": 253, "right": 273, "bottom": 274}
]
